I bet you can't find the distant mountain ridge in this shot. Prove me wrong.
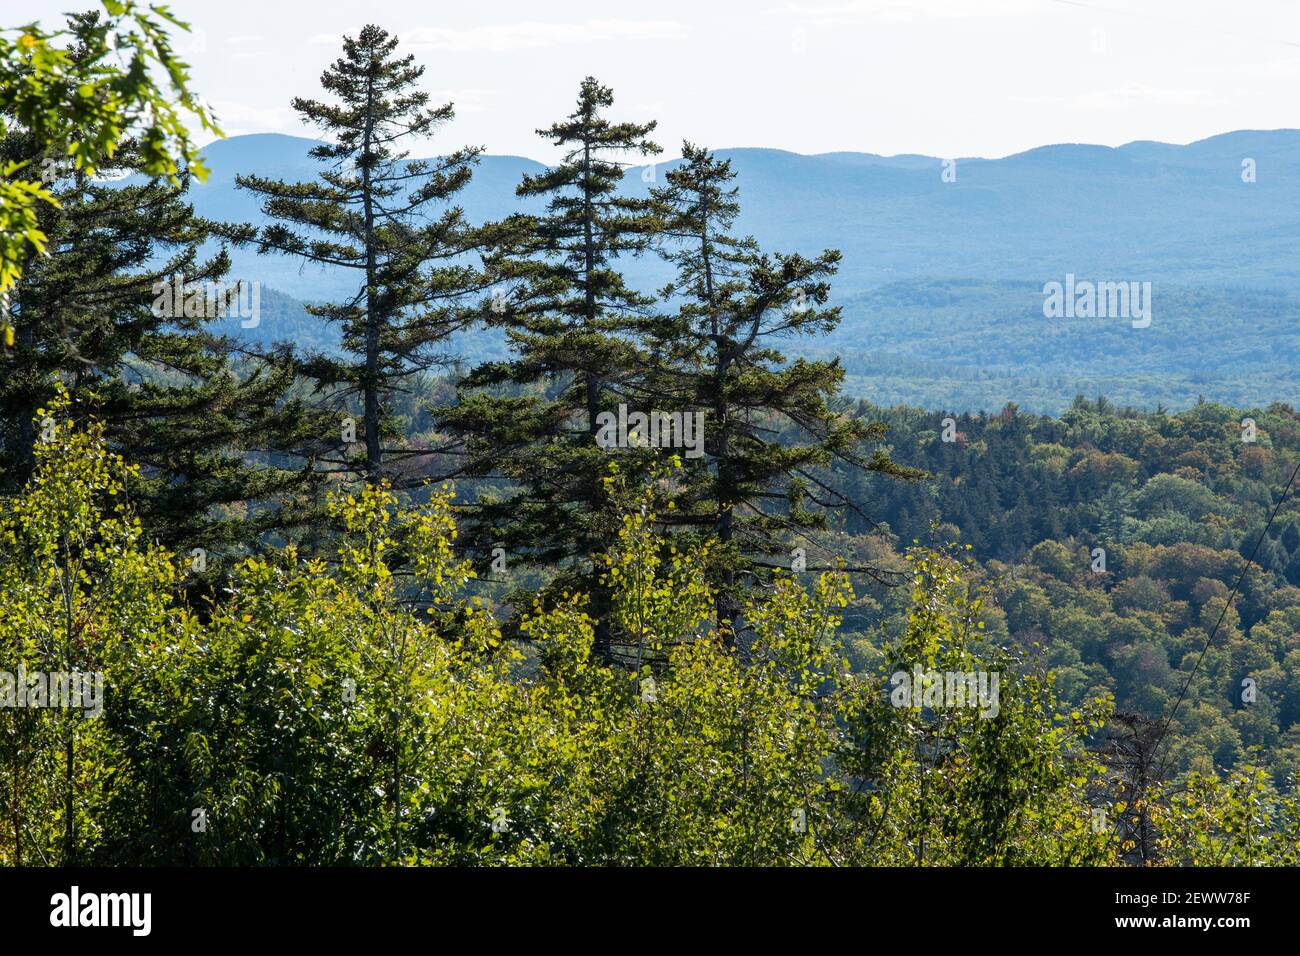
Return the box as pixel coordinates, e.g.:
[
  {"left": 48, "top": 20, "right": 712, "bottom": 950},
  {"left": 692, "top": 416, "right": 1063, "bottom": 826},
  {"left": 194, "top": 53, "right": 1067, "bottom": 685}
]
[
  {"left": 188, "top": 129, "right": 1300, "bottom": 302},
  {"left": 179, "top": 130, "right": 1300, "bottom": 414}
]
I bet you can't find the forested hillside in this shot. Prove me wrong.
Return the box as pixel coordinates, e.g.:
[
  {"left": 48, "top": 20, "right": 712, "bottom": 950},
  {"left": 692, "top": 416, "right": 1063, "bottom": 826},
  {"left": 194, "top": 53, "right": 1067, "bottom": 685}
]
[
  {"left": 208, "top": 277, "right": 1300, "bottom": 415},
  {"left": 832, "top": 397, "right": 1300, "bottom": 789},
  {"left": 4, "top": 391, "right": 1297, "bottom": 865},
  {"left": 829, "top": 281, "right": 1300, "bottom": 413}
]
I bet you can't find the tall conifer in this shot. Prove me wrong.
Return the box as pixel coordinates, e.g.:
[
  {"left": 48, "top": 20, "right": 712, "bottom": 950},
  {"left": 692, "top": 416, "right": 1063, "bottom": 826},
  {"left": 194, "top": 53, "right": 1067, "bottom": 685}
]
[
  {"left": 439, "top": 77, "right": 662, "bottom": 652},
  {"left": 648, "top": 143, "right": 919, "bottom": 630},
  {"left": 224, "top": 24, "right": 489, "bottom": 486}
]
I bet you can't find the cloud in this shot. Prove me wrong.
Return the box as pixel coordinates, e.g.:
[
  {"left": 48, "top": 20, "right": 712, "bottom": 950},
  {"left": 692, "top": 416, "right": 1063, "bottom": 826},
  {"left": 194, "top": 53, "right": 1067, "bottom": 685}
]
[
  {"left": 426, "top": 89, "right": 497, "bottom": 114},
  {"left": 208, "top": 100, "right": 301, "bottom": 136},
  {"left": 1074, "top": 82, "right": 1226, "bottom": 109},
  {"left": 1242, "top": 57, "right": 1300, "bottom": 78},
  {"left": 311, "top": 20, "right": 688, "bottom": 54},
  {"left": 1013, "top": 83, "right": 1227, "bottom": 110},
  {"left": 781, "top": 0, "right": 1038, "bottom": 25}
]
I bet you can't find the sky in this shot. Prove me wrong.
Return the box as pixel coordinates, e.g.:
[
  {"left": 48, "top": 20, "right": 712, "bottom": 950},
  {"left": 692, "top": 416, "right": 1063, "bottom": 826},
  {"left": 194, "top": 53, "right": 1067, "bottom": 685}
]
[{"left": 20, "top": 0, "right": 1300, "bottom": 162}]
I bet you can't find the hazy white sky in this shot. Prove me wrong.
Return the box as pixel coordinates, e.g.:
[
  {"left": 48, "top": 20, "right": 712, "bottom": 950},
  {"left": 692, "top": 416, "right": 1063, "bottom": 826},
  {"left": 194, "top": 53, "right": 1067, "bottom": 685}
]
[{"left": 21, "top": 0, "right": 1300, "bottom": 161}]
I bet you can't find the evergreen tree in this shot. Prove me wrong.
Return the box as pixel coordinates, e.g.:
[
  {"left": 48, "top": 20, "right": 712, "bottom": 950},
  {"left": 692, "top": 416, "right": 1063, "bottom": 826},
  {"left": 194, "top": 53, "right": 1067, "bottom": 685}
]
[
  {"left": 0, "top": 125, "right": 326, "bottom": 563},
  {"left": 223, "top": 24, "right": 490, "bottom": 486},
  {"left": 439, "top": 76, "right": 662, "bottom": 653},
  {"left": 646, "top": 143, "right": 920, "bottom": 630}
]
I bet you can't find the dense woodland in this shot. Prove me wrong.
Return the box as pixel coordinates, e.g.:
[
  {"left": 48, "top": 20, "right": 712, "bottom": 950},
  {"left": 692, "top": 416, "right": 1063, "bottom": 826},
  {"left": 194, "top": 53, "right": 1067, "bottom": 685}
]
[
  {"left": 837, "top": 398, "right": 1300, "bottom": 788},
  {"left": 1, "top": 14, "right": 1298, "bottom": 866}
]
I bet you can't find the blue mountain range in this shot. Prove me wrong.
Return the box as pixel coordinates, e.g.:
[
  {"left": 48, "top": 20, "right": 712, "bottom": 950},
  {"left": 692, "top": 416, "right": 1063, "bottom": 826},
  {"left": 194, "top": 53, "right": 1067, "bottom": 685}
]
[{"left": 184, "top": 131, "right": 1300, "bottom": 414}]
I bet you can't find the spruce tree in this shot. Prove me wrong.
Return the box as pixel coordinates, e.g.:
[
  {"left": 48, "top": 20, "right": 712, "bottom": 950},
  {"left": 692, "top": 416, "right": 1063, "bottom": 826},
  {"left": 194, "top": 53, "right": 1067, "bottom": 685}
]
[
  {"left": 222, "top": 24, "right": 490, "bottom": 487},
  {"left": 648, "top": 143, "right": 920, "bottom": 630},
  {"left": 438, "top": 76, "right": 662, "bottom": 652},
  {"left": 0, "top": 128, "right": 327, "bottom": 562}
]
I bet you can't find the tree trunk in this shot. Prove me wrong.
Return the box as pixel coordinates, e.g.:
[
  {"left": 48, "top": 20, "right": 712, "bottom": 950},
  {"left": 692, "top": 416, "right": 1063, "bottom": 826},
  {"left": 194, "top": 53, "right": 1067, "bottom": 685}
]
[
  {"left": 579, "top": 138, "right": 614, "bottom": 657},
  {"left": 362, "top": 71, "right": 382, "bottom": 484}
]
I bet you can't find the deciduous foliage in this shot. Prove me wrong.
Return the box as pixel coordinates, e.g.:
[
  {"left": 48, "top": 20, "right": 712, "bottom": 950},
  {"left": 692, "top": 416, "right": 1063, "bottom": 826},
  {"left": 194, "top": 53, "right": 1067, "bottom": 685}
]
[
  {"left": 0, "top": 406, "right": 1219, "bottom": 866},
  {"left": 0, "top": 2, "right": 216, "bottom": 297},
  {"left": 834, "top": 398, "right": 1300, "bottom": 787}
]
